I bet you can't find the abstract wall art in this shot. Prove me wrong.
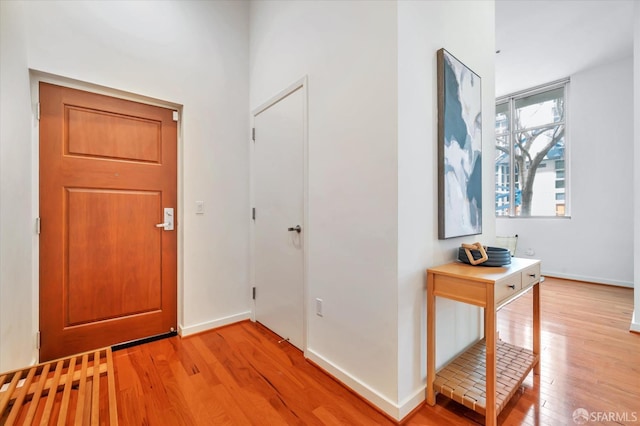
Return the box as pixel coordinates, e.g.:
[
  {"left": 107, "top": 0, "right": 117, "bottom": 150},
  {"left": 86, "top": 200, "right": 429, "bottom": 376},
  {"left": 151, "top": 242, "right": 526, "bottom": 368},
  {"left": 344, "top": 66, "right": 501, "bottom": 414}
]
[{"left": 437, "top": 48, "right": 482, "bottom": 239}]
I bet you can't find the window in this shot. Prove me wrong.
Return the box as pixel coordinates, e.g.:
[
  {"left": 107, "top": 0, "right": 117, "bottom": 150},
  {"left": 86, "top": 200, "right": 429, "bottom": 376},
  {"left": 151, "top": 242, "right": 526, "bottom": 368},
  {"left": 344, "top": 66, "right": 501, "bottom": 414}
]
[{"left": 495, "top": 80, "right": 568, "bottom": 217}]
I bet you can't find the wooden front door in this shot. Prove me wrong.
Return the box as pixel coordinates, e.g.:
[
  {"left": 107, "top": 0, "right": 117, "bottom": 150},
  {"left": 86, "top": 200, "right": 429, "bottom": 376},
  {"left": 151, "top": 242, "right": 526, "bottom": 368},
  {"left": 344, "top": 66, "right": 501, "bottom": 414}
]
[{"left": 39, "top": 82, "right": 177, "bottom": 361}]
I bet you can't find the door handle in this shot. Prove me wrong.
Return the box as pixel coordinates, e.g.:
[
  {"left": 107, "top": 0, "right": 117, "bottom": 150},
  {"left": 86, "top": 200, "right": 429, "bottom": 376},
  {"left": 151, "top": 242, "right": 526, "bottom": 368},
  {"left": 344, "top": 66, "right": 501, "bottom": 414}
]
[
  {"left": 287, "top": 225, "right": 302, "bottom": 233},
  {"left": 156, "top": 208, "right": 174, "bottom": 231}
]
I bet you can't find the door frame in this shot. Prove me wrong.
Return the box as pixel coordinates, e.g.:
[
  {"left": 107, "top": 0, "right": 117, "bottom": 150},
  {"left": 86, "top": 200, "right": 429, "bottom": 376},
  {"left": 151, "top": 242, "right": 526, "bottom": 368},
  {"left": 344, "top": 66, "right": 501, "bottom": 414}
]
[
  {"left": 29, "top": 69, "right": 184, "bottom": 363},
  {"left": 250, "top": 76, "right": 309, "bottom": 354}
]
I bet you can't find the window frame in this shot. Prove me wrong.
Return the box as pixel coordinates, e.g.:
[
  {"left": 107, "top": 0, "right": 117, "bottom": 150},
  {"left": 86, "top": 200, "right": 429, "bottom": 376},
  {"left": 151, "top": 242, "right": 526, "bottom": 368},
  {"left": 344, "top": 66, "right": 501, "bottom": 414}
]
[{"left": 495, "top": 78, "right": 570, "bottom": 218}]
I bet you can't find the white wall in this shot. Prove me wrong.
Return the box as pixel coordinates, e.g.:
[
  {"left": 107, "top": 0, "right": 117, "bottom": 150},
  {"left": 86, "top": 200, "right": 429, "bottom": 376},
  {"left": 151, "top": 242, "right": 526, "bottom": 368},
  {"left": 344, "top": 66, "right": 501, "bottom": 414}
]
[
  {"left": 0, "top": 1, "right": 33, "bottom": 371},
  {"left": 497, "top": 56, "right": 634, "bottom": 287},
  {"left": 633, "top": 1, "right": 640, "bottom": 332},
  {"left": 0, "top": 0, "right": 251, "bottom": 371},
  {"left": 397, "top": 0, "right": 496, "bottom": 416},
  {"left": 250, "top": 0, "right": 400, "bottom": 415}
]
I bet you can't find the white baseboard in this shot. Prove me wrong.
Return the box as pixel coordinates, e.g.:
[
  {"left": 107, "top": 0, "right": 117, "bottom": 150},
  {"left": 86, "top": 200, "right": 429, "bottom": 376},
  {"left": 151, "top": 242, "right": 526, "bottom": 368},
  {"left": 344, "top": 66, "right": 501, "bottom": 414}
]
[
  {"left": 397, "top": 386, "right": 426, "bottom": 419},
  {"left": 178, "top": 311, "right": 251, "bottom": 337},
  {"left": 305, "top": 348, "right": 424, "bottom": 421},
  {"left": 305, "top": 348, "right": 399, "bottom": 419},
  {"left": 631, "top": 310, "right": 640, "bottom": 333},
  {"left": 542, "top": 271, "right": 633, "bottom": 288}
]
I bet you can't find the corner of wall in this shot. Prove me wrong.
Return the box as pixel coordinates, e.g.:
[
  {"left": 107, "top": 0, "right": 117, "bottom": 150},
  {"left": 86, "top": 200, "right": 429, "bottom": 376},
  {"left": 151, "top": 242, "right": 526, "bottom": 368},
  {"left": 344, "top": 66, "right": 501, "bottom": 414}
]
[
  {"left": 634, "top": 0, "right": 640, "bottom": 332},
  {"left": 179, "top": 311, "right": 251, "bottom": 337},
  {"left": 305, "top": 349, "right": 404, "bottom": 420},
  {"left": 630, "top": 311, "right": 640, "bottom": 333}
]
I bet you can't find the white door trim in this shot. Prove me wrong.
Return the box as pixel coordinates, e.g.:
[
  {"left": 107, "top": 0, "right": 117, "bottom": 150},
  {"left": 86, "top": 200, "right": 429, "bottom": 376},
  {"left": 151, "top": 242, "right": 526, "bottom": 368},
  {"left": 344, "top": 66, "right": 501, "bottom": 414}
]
[
  {"left": 29, "top": 69, "right": 184, "bottom": 363},
  {"left": 250, "top": 76, "right": 309, "bottom": 354}
]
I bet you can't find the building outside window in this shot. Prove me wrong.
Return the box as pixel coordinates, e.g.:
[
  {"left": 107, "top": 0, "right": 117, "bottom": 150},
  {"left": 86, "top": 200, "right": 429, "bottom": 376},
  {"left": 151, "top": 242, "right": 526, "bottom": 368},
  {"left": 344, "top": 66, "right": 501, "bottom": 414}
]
[{"left": 495, "top": 80, "right": 568, "bottom": 217}]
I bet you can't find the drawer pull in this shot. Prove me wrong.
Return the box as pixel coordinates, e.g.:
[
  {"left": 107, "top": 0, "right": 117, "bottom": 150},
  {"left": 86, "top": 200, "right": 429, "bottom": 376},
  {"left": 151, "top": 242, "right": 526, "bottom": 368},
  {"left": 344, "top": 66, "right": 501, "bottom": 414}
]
[
  {"left": 529, "top": 273, "right": 536, "bottom": 278},
  {"left": 508, "top": 284, "right": 516, "bottom": 290}
]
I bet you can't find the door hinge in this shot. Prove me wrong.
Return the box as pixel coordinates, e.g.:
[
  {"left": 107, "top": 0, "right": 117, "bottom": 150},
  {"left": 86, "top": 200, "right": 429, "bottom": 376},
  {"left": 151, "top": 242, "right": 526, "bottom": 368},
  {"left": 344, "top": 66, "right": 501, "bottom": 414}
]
[
  {"left": 252, "top": 287, "right": 256, "bottom": 300},
  {"left": 252, "top": 208, "right": 256, "bottom": 221},
  {"left": 252, "top": 128, "right": 255, "bottom": 142},
  {"left": 172, "top": 110, "right": 179, "bottom": 122},
  {"left": 36, "top": 331, "right": 41, "bottom": 349},
  {"left": 35, "top": 217, "right": 41, "bottom": 235},
  {"left": 36, "top": 102, "right": 40, "bottom": 120}
]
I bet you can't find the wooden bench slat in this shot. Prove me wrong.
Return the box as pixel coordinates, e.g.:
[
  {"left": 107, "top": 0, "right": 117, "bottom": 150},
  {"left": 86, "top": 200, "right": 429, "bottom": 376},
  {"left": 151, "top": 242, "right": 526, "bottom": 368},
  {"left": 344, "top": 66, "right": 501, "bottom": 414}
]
[
  {"left": 0, "top": 370, "right": 22, "bottom": 415},
  {"left": 23, "top": 363, "right": 51, "bottom": 425},
  {"left": 56, "top": 356, "right": 77, "bottom": 426},
  {"left": 107, "top": 348, "right": 118, "bottom": 426},
  {"left": 91, "top": 351, "right": 101, "bottom": 426},
  {"left": 74, "top": 354, "right": 89, "bottom": 426},
  {"left": 5, "top": 367, "right": 37, "bottom": 425},
  {"left": 40, "top": 360, "right": 65, "bottom": 426}
]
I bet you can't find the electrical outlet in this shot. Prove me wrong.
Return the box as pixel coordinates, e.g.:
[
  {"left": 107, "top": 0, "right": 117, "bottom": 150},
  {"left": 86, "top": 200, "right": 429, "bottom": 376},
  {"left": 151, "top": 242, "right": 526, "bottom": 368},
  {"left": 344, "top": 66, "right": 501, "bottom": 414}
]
[
  {"left": 525, "top": 248, "right": 535, "bottom": 256},
  {"left": 315, "top": 298, "right": 323, "bottom": 317}
]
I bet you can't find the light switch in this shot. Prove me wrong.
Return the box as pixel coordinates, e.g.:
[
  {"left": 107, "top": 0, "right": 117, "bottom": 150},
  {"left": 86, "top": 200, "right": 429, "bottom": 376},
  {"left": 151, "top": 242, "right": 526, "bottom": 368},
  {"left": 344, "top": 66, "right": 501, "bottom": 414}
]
[{"left": 195, "top": 201, "right": 205, "bottom": 214}]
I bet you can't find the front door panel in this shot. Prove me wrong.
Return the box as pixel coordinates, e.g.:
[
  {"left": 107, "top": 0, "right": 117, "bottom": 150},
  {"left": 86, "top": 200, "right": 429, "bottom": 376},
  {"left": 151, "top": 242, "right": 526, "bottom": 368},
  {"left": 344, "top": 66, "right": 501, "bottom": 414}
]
[{"left": 39, "top": 82, "right": 177, "bottom": 361}]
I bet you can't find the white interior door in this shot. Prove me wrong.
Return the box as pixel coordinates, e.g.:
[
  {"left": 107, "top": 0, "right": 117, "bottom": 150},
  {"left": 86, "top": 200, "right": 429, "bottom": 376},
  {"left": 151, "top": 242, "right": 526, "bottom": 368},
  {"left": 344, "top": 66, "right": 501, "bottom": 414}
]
[{"left": 253, "top": 85, "right": 305, "bottom": 349}]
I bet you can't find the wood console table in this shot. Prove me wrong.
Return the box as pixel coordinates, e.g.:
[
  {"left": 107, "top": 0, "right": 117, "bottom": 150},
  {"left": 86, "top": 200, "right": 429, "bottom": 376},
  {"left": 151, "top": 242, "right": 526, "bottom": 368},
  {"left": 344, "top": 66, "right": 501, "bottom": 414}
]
[{"left": 426, "top": 258, "right": 541, "bottom": 426}]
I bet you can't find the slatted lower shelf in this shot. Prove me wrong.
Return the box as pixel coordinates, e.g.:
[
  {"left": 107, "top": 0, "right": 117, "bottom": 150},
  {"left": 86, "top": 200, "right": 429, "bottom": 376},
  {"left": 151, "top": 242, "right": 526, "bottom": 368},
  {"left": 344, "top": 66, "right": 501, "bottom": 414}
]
[
  {"left": 0, "top": 347, "right": 118, "bottom": 425},
  {"left": 434, "top": 339, "right": 537, "bottom": 416}
]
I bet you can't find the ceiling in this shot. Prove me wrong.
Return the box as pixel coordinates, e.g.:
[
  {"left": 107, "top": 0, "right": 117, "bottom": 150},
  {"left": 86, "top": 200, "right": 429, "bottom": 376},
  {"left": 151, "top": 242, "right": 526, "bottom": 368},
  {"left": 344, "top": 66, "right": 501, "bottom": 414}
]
[{"left": 495, "top": 0, "right": 635, "bottom": 97}]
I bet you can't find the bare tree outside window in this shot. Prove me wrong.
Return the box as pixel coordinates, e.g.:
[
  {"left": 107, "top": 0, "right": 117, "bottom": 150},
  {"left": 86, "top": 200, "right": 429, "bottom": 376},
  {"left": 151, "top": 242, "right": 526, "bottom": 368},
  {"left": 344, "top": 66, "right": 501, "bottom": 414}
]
[{"left": 495, "top": 83, "right": 568, "bottom": 217}]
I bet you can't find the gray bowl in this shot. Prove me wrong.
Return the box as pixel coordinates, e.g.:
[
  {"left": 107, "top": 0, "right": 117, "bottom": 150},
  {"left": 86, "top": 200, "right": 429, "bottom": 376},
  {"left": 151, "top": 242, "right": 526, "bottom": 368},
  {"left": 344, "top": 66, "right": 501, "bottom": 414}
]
[{"left": 457, "top": 246, "right": 511, "bottom": 266}]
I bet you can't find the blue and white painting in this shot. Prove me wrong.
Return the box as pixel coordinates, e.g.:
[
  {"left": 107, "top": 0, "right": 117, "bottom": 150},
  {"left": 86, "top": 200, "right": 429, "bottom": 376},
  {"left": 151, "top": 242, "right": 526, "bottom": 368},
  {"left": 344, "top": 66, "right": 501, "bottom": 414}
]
[{"left": 438, "top": 49, "right": 482, "bottom": 239}]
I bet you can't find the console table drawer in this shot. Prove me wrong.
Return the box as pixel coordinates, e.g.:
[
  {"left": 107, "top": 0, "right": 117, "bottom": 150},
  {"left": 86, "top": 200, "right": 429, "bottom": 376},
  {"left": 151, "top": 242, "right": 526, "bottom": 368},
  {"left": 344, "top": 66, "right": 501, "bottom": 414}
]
[
  {"left": 522, "top": 264, "right": 541, "bottom": 288},
  {"left": 495, "top": 275, "right": 521, "bottom": 305}
]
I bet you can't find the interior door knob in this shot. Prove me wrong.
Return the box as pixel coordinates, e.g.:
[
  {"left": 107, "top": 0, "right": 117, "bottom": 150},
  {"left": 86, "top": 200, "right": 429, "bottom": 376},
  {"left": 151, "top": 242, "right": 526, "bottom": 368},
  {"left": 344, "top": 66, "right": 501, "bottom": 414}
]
[{"left": 287, "top": 225, "right": 302, "bottom": 233}]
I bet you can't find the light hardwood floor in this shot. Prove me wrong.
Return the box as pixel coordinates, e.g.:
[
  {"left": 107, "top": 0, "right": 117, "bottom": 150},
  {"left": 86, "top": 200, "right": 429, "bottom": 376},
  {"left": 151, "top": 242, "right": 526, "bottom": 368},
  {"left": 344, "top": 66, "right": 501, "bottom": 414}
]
[{"left": 113, "top": 278, "right": 639, "bottom": 425}]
